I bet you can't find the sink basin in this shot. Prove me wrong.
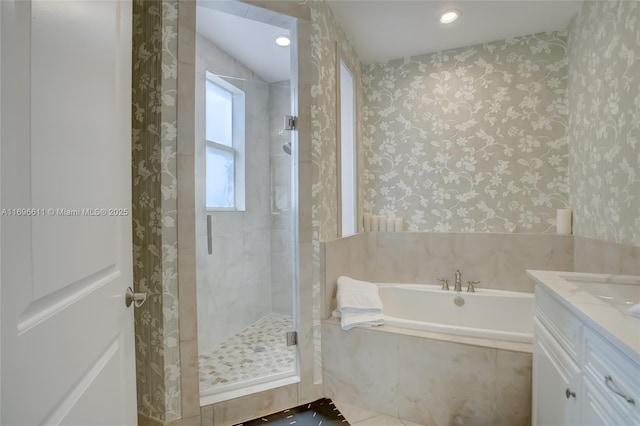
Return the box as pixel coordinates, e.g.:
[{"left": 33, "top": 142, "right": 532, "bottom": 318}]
[{"left": 559, "top": 274, "right": 640, "bottom": 306}]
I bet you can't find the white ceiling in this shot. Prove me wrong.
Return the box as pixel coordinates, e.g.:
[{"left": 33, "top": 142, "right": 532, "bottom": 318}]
[
  {"left": 196, "top": 5, "right": 291, "bottom": 83},
  {"left": 328, "top": 1, "right": 583, "bottom": 64}
]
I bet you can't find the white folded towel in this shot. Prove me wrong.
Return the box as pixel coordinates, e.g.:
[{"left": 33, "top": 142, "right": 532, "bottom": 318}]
[
  {"left": 629, "top": 303, "right": 640, "bottom": 319},
  {"left": 333, "top": 309, "right": 384, "bottom": 330},
  {"left": 335, "top": 276, "right": 384, "bottom": 330},
  {"left": 337, "top": 276, "right": 383, "bottom": 313}
]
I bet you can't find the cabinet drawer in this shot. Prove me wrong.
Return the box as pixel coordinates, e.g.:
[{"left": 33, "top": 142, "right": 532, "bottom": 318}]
[
  {"left": 535, "top": 285, "right": 582, "bottom": 360},
  {"left": 582, "top": 375, "right": 627, "bottom": 426},
  {"left": 583, "top": 327, "right": 640, "bottom": 423}
]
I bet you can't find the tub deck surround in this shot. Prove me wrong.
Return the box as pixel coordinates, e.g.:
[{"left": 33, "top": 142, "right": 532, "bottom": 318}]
[
  {"left": 527, "top": 270, "right": 640, "bottom": 362},
  {"left": 322, "top": 232, "right": 573, "bottom": 319},
  {"left": 321, "top": 319, "right": 532, "bottom": 425},
  {"left": 378, "top": 283, "right": 534, "bottom": 343},
  {"left": 321, "top": 273, "right": 535, "bottom": 424}
]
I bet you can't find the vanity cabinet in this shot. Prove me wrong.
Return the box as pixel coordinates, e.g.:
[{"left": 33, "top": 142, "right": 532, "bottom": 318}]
[
  {"left": 533, "top": 318, "right": 581, "bottom": 425},
  {"left": 532, "top": 285, "right": 640, "bottom": 426}
]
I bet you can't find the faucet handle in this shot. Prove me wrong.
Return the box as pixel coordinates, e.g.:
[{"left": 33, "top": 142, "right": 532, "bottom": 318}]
[
  {"left": 437, "top": 277, "right": 449, "bottom": 290},
  {"left": 466, "top": 281, "right": 480, "bottom": 292}
]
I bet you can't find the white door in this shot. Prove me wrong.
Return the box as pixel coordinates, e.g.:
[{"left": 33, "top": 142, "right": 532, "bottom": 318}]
[{"left": 1, "top": 1, "right": 137, "bottom": 425}]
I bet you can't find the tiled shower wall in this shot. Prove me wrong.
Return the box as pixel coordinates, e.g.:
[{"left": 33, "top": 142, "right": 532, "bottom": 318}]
[
  {"left": 269, "top": 81, "right": 294, "bottom": 316},
  {"left": 194, "top": 33, "right": 273, "bottom": 354}
]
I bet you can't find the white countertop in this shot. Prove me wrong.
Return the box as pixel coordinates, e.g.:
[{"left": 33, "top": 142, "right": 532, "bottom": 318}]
[{"left": 526, "top": 270, "right": 640, "bottom": 364}]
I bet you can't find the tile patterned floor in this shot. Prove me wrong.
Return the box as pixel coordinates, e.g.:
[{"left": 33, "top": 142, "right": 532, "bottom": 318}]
[
  {"left": 199, "top": 314, "right": 295, "bottom": 395},
  {"left": 333, "top": 401, "right": 426, "bottom": 426}
]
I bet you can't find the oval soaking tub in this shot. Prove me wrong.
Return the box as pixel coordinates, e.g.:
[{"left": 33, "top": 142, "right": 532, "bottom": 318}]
[{"left": 376, "top": 283, "right": 534, "bottom": 343}]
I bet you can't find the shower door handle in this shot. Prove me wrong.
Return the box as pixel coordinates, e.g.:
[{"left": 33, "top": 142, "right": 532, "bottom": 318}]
[
  {"left": 125, "top": 287, "right": 147, "bottom": 308},
  {"left": 207, "top": 214, "right": 213, "bottom": 255}
]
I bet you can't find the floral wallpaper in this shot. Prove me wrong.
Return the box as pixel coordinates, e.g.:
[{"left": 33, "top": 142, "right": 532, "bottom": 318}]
[
  {"left": 362, "top": 32, "right": 569, "bottom": 233},
  {"left": 307, "top": 0, "right": 363, "bottom": 382},
  {"left": 132, "top": 0, "right": 181, "bottom": 422},
  {"left": 567, "top": 0, "right": 640, "bottom": 247}
]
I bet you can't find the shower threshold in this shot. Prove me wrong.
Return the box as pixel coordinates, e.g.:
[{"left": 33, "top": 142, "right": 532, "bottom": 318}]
[{"left": 200, "top": 374, "right": 300, "bottom": 406}]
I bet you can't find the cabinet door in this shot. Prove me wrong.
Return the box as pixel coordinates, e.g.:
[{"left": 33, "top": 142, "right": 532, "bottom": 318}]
[{"left": 533, "top": 319, "right": 581, "bottom": 426}]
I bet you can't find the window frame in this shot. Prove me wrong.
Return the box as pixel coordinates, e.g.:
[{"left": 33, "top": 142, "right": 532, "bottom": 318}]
[
  {"left": 205, "top": 71, "right": 246, "bottom": 212},
  {"left": 336, "top": 45, "right": 360, "bottom": 237}
]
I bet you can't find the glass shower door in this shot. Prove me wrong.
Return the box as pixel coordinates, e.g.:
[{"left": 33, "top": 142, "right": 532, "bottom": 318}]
[{"left": 194, "top": 0, "right": 299, "bottom": 403}]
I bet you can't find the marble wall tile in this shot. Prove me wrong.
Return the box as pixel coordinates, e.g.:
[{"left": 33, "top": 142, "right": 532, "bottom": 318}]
[
  {"left": 177, "top": 2, "right": 203, "bottom": 418},
  {"left": 178, "top": 338, "right": 201, "bottom": 420},
  {"left": 268, "top": 81, "right": 294, "bottom": 316},
  {"left": 290, "top": 13, "right": 322, "bottom": 401},
  {"left": 177, "top": 155, "right": 196, "bottom": 250},
  {"left": 396, "top": 335, "right": 497, "bottom": 425},
  {"left": 323, "top": 233, "right": 369, "bottom": 317},
  {"left": 170, "top": 416, "right": 201, "bottom": 426},
  {"left": 491, "top": 233, "right": 574, "bottom": 292},
  {"left": 210, "top": 383, "right": 298, "bottom": 426},
  {"left": 322, "top": 321, "right": 532, "bottom": 426},
  {"left": 195, "top": 33, "right": 273, "bottom": 354},
  {"left": 199, "top": 405, "right": 213, "bottom": 426},
  {"left": 573, "top": 235, "right": 640, "bottom": 276},
  {"left": 494, "top": 350, "right": 532, "bottom": 426},
  {"left": 367, "top": 232, "right": 425, "bottom": 284},
  {"left": 322, "top": 322, "right": 400, "bottom": 417},
  {"left": 324, "top": 232, "right": 573, "bottom": 318},
  {"left": 297, "top": 160, "right": 314, "bottom": 243}
]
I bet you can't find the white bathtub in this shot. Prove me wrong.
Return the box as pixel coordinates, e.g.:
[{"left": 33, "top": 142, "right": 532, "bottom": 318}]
[{"left": 376, "top": 283, "right": 534, "bottom": 343}]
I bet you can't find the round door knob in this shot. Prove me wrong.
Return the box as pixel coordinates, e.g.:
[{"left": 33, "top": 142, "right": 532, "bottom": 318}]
[
  {"left": 125, "top": 286, "right": 147, "bottom": 308},
  {"left": 565, "top": 388, "right": 576, "bottom": 399}
]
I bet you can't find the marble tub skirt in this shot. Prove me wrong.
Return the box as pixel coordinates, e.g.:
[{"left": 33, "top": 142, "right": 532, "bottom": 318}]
[{"left": 321, "top": 318, "right": 532, "bottom": 426}]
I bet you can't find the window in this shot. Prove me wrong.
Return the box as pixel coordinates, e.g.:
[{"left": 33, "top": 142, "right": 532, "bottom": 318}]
[
  {"left": 205, "top": 72, "right": 245, "bottom": 210},
  {"left": 338, "top": 59, "right": 358, "bottom": 237}
]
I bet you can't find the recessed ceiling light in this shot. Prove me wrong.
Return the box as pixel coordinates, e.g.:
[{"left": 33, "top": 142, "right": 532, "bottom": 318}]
[
  {"left": 439, "top": 9, "right": 461, "bottom": 24},
  {"left": 275, "top": 36, "right": 290, "bottom": 47}
]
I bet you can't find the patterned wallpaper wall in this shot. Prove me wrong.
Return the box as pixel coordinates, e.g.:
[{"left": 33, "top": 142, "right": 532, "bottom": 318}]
[
  {"left": 309, "top": 0, "right": 364, "bottom": 242},
  {"left": 132, "top": 0, "right": 181, "bottom": 422},
  {"left": 567, "top": 0, "right": 640, "bottom": 247},
  {"left": 307, "top": 0, "right": 364, "bottom": 382},
  {"left": 362, "top": 32, "right": 569, "bottom": 233}
]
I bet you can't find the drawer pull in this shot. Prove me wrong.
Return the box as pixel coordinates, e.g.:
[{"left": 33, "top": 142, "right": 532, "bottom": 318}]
[
  {"left": 565, "top": 388, "right": 576, "bottom": 399},
  {"left": 604, "top": 375, "right": 635, "bottom": 404}
]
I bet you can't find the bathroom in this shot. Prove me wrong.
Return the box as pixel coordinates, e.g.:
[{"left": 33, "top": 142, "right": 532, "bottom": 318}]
[{"left": 128, "top": 0, "right": 640, "bottom": 425}]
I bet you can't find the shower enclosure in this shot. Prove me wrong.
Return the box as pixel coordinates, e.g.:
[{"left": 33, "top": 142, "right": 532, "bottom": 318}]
[{"left": 194, "top": 1, "right": 298, "bottom": 403}]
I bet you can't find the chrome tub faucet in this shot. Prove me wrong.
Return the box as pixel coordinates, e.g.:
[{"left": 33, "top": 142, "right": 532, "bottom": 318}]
[{"left": 454, "top": 269, "right": 462, "bottom": 291}]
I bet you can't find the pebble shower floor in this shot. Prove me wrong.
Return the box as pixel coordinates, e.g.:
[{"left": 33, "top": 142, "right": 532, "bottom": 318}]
[{"left": 199, "top": 313, "right": 295, "bottom": 394}]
